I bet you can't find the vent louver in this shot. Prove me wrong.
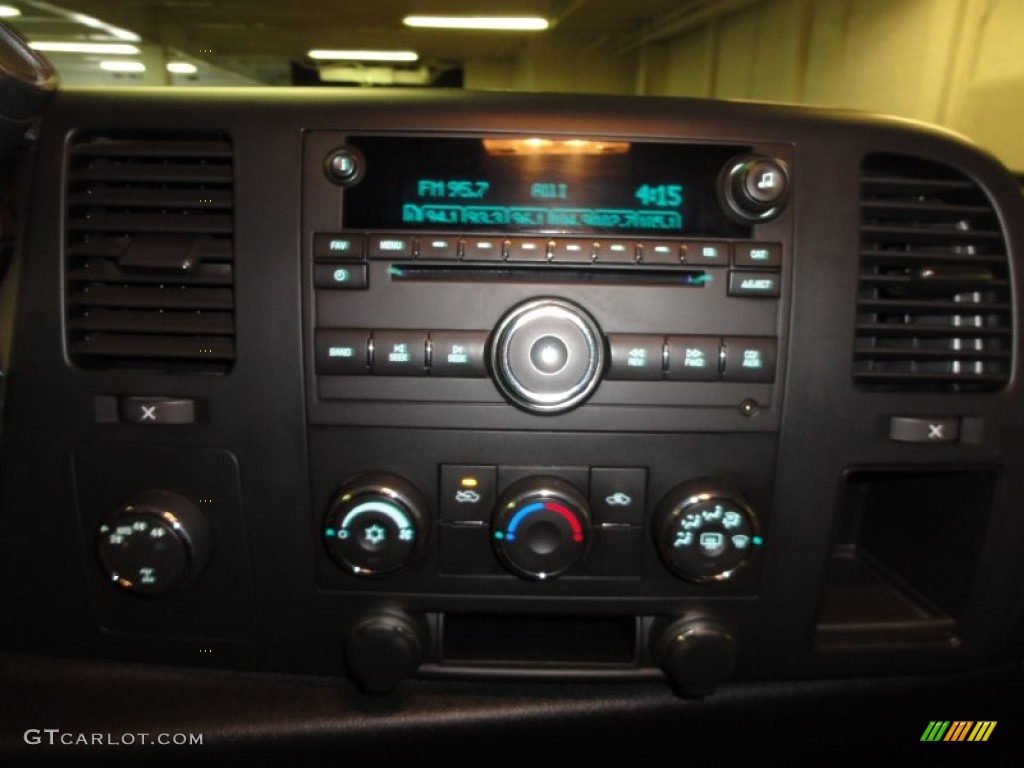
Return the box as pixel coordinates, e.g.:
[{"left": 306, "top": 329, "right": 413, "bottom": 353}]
[
  {"left": 855, "top": 154, "right": 1012, "bottom": 391},
  {"left": 65, "top": 134, "right": 235, "bottom": 373}
]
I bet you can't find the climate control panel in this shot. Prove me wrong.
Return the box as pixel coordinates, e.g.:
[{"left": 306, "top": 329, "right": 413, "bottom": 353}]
[{"left": 317, "top": 463, "right": 764, "bottom": 589}]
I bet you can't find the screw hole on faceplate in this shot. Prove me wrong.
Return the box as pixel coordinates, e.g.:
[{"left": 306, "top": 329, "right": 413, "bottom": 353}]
[{"left": 739, "top": 399, "right": 757, "bottom": 417}]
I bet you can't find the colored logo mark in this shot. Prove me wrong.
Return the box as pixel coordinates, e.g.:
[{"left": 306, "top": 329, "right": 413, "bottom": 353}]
[{"left": 920, "top": 721, "right": 996, "bottom": 742}]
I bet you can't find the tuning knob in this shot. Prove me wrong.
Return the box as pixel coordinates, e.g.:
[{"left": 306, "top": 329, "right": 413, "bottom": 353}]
[
  {"left": 345, "top": 612, "right": 425, "bottom": 694},
  {"left": 96, "top": 489, "right": 211, "bottom": 596},
  {"left": 654, "top": 618, "right": 737, "bottom": 698},
  {"left": 323, "top": 474, "right": 427, "bottom": 576},
  {"left": 722, "top": 154, "right": 790, "bottom": 221},
  {"left": 653, "top": 478, "right": 761, "bottom": 582},
  {"left": 491, "top": 298, "right": 605, "bottom": 414},
  {"left": 491, "top": 476, "right": 592, "bottom": 580}
]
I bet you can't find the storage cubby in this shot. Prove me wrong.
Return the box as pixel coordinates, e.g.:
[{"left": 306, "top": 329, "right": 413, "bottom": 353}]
[{"left": 816, "top": 469, "right": 997, "bottom": 649}]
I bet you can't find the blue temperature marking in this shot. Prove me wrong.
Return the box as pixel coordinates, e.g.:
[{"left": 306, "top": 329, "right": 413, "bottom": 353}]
[{"left": 506, "top": 501, "right": 545, "bottom": 541}]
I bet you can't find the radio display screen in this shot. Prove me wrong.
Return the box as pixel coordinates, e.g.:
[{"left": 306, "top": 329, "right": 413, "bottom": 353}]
[{"left": 343, "top": 136, "right": 750, "bottom": 237}]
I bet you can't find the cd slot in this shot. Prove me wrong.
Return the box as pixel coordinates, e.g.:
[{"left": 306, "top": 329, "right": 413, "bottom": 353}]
[{"left": 389, "top": 263, "right": 708, "bottom": 286}]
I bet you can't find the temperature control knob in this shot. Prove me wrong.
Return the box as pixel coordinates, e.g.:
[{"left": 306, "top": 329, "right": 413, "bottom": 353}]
[
  {"left": 96, "top": 489, "right": 212, "bottom": 596},
  {"left": 491, "top": 477, "right": 591, "bottom": 580},
  {"left": 653, "top": 479, "right": 761, "bottom": 582},
  {"left": 323, "top": 474, "right": 427, "bottom": 576}
]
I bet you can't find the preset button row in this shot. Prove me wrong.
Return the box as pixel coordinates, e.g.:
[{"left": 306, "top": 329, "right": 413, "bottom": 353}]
[{"left": 313, "top": 233, "right": 781, "bottom": 268}]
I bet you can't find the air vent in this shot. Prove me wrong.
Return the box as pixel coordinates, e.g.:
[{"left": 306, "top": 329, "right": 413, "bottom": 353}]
[
  {"left": 65, "top": 133, "right": 235, "bottom": 373},
  {"left": 855, "top": 154, "right": 1012, "bottom": 391}
]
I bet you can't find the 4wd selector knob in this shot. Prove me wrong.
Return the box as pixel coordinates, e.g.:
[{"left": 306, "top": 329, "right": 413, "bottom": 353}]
[
  {"left": 491, "top": 298, "right": 605, "bottom": 414},
  {"left": 323, "top": 474, "right": 427, "bottom": 577},
  {"left": 96, "top": 489, "right": 211, "bottom": 596},
  {"left": 491, "top": 477, "right": 591, "bottom": 580}
]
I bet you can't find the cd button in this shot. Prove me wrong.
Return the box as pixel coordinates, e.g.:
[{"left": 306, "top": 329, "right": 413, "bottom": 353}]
[
  {"left": 606, "top": 334, "right": 664, "bottom": 380},
  {"left": 372, "top": 331, "right": 427, "bottom": 376},
  {"left": 722, "top": 337, "right": 776, "bottom": 382}
]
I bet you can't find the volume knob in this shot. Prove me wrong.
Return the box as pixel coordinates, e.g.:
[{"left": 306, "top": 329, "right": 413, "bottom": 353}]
[{"left": 491, "top": 298, "right": 605, "bottom": 414}]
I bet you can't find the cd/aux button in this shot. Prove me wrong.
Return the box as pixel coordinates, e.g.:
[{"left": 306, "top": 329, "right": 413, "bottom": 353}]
[{"left": 722, "top": 337, "right": 776, "bottom": 382}]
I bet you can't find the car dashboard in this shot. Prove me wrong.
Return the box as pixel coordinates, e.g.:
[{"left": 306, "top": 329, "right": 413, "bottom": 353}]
[{"left": 1, "top": 87, "right": 1023, "bottom": 764}]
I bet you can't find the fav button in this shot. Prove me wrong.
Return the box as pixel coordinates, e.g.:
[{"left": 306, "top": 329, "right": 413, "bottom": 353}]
[{"left": 313, "top": 233, "right": 365, "bottom": 260}]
